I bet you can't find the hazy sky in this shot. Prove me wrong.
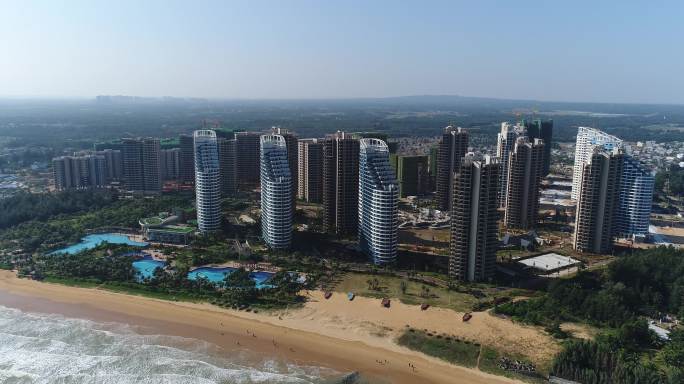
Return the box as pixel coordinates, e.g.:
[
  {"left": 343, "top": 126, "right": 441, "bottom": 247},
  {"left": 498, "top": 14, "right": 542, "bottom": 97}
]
[{"left": 1, "top": 0, "right": 682, "bottom": 103}]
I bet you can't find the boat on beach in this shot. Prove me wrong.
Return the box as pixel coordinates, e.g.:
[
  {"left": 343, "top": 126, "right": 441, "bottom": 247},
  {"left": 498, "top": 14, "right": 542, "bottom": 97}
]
[
  {"left": 381, "top": 298, "right": 390, "bottom": 308},
  {"left": 324, "top": 292, "right": 332, "bottom": 299},
  {"left": 347, "top": 292, "right": 355, "bottom": 301},
  {"left": 421, "top": 303, "right": 430, "bottom": 311},
  {"left": 463, "top": 312, "right": 472, "bottom": 322}
]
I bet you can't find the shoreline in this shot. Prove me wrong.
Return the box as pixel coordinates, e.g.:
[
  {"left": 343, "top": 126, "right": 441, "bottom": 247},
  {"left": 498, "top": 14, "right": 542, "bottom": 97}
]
[{"left": 0, "top": 270, "right": 533, "bottom": 384}]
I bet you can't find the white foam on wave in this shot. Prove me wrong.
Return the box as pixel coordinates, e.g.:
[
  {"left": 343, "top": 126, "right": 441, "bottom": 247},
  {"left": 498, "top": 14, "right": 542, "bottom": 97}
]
[{"left": 0, "top": 305, "right": 343, "bottom": 384}]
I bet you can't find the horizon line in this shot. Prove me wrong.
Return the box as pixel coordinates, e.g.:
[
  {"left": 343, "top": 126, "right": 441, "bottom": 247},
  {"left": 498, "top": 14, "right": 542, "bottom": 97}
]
[{"left": 0, "top": 93, "right": 682, "bottom": 108}]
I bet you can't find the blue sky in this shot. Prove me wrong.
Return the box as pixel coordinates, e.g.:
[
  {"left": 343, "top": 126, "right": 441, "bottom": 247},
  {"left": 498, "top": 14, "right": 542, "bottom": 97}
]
[{"left": 1, "top": 0, "right": 682, "bottom": 103}]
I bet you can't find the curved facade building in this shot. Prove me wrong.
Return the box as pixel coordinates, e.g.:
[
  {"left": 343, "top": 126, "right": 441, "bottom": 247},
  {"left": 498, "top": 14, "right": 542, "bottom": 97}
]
[
  {"left": 194, "top": 130, "right": 221, "bottom": 233},
  {"left": 358, "top": 139, "right": 399, "bottom": 265},
  {"left": 617, "top": 155, "right": 654, "bottom": 237},
  {"left": 572, "top": 127, "right": 622, "bottom": 200},
  {"left": 260, "top": 135, "right": 293, "bottom": 249}
]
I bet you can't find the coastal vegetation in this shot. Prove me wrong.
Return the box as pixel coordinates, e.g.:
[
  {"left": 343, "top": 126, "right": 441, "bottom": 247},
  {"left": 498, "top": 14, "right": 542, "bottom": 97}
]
[
  {"left": 398, "top": 329, "right": 480, "bottom": 368},
  {"left": 478, "top": 347, "right": 546, "bottom": 384},
  {"left": 398, "top": 329, "right": 546, "bottom": 383},
  {"left": 495, "top": 247, "right": 684, "bottom": 383},
  {"left": 12, "top": 244, "right": 311, "bottom": 310}
]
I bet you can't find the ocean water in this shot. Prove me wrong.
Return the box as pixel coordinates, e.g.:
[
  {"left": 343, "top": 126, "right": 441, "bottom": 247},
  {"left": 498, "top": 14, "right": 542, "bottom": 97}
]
[{"left": 0, "top": 305, "right": 359, "bottom": 384}]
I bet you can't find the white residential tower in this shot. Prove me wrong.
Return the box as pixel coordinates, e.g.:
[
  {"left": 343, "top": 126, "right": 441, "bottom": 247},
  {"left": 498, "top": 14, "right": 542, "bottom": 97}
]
[
  {"left": 194, "top": 130, "right": 221, "bottom": 233},
  {"left": 358, "top": 138, "right": 399, "bottom": 265},
  {"left": 260, "top": 134, "right": 293, "bottom": 249}
]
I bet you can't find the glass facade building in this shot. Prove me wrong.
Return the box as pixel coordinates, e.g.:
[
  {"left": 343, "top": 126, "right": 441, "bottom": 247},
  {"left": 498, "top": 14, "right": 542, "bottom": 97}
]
[
  {"left": 260, "top": 134, "right": 293, "bottom": 249},
  {"left": 358, "top": 138, "right": 399, "bottom": 265},
  {"left": 194, "top": 130, "right": 221, "bottom": 233}
]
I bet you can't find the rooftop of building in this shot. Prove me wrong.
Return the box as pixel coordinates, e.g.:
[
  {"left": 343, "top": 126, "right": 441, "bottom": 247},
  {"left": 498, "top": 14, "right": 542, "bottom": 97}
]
[
  {"left": 518, "top": 253, "right": 581, "bottom": 271},
  {"left": 148, "top": 225, "right": 195, "bottom": 234}
]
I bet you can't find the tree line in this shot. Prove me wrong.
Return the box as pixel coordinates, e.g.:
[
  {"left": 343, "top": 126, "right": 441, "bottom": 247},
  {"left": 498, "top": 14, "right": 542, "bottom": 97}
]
[
  {"left": 0, "top": 190, "right": 116, "bottom": 230},
  {"left": 495, "top": 247, "right": 684, "bottom": 383}
]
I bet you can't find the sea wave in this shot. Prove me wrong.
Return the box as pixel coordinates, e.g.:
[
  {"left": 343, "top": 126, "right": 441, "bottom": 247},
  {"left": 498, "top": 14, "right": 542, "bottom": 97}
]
[{"left": 0, "top": 305, "right": 357, "bottom": 384}]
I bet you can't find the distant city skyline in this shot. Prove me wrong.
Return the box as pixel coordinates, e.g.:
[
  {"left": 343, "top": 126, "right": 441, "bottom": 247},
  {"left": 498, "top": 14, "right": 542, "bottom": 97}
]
[{"left": 2, "top": 1, "right": 683, "bottom": 104}]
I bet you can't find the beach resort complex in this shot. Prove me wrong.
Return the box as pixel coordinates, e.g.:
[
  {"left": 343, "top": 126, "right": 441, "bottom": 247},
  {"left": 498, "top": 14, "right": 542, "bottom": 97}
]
[{"left": 2, "top": 3, "right": 682, "bottom": 383}]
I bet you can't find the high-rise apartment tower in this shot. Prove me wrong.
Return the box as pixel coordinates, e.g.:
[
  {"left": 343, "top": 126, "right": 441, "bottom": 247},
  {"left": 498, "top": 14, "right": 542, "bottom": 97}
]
[
  {"left": 236, "top": 132, "right": 261, "bottom": 191},
  {"left": 496, "top": 122, "right": 526, "bottom": 207},
  {"left": 524, "top": 119, "right": 553, "bottom": 175},
  {"left": 194, "top": 130, "right": 221, "bottom": 233},
  {"left": 435, "top": 126, "right": 468, "bottom": 211},
  {"left": 52, "top": 154, "right": 107, "bottom": 190},
  {"left": 179, "top": 134, "right": 195, "bottom": 184},
  {"left": 95, "top": 149, "right": 123, "bottom": 182},
  {"left": 504, "top": 138, "right": 545, "bottom": 230},
  {"left": 571, "top": 127, "right": 622, "bottom": 200},
  {"left": 297, "top": 139, "right": 324, "bottom": 203},
  {"left": 260, "top": 134, "right": 293, "bottom": 249},
  {"left": 573, "top": 147, "right": 624, "bottom": 254},
  {"left": 449, "top": 153, "right": 500, "bottom": 282},
  {"left": 122, "top": 138, "right": 161, "bottom": 194},
  {"left": 393, "top": 155, "right": 430, "bottom": 197},
  {"left": 358, "top": 139, "right": 399, "bottom": 265},
  {"left": 272, "top": 127, "right": 298, "bottom": 209},
  {"left": 161, "top": 148, "right": 180, "bottom": 180},
  {"left": 218, "top": 138, "right": 237, "bottom": 196},
  {"left": 616, "top": 156, "right": 654, "bottom": 237},
  {"left": 322, "top": 131, "right": 360, "bottom": 235}
]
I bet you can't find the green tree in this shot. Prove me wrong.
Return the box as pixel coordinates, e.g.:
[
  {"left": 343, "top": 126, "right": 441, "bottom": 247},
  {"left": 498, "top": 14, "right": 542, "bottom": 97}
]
[
  {"left": 661, "top": 329, "right": 684, "bottom": 367},
  {"left": 224, "top": 267, "right": 256, "bottom": 289}
]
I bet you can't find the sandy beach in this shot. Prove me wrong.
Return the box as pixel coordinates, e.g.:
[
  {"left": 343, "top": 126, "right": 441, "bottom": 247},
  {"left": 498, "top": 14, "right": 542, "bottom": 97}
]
[{"left": 0, "top": 270, "right": 553, "bottom": 383}]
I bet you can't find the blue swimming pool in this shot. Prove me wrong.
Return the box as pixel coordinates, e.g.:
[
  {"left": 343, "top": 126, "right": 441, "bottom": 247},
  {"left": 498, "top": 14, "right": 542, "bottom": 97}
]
[
  {"left": 50, "top": 233, "right": 148, "bottom": 255},
  {"left": 132, "top": 255, "right": 166, "bottom": 281},
  {"left": 187, "top": 267, "right": 274, "bottom": 288}
]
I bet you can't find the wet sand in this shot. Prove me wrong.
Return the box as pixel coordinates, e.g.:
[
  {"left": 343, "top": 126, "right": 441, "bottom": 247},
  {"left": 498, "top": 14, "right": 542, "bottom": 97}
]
[{"left": 0, "top": 270, "right": 525, "bottom": 384}]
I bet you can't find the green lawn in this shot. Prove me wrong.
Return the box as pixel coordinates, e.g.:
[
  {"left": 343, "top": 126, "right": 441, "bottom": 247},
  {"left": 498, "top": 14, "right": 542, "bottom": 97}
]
[
  {"left": 140, "top": 217, "right": 164, "bottom": 225},
  {"left": 156, "top": 226, "right": 194, "bottom": 234},
  {"left": 397, "top": 329, "right": 480, "bottom": 367},
  {"left": 334, "top": 272, "right": 477, "bottom": 312}
]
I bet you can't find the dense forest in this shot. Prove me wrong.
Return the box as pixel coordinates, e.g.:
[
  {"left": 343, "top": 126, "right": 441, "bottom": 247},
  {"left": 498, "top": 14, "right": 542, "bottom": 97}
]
[
  {"left": 0, "top": 190, "right": 117, "bottom": 229},
  {"left": 551, "top": 329, "right": 684, "bottom": 384},
  {"left": 497, "top": 248, "right": 684, "bottom": 325},
  {"left": 496, "top": 247, "right": 684, "bottom": 383}
]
